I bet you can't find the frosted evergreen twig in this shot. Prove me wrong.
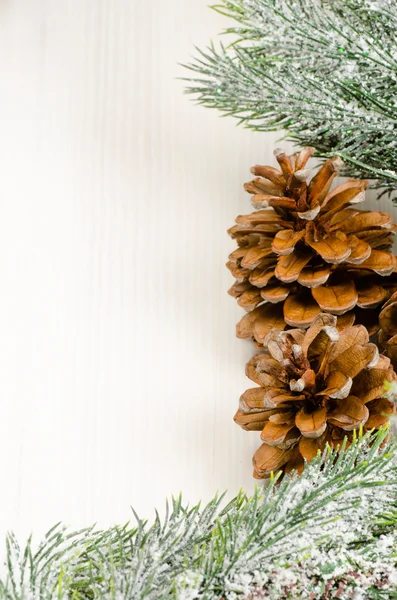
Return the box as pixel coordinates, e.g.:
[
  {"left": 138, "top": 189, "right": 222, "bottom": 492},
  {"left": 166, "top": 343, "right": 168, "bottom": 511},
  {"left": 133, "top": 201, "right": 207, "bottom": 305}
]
[
  {"left": 2, "top": 429, "right": 397, "bottom": 598},
  {"left": 183, "top": 0, "right": 397, "bottom": 197}
]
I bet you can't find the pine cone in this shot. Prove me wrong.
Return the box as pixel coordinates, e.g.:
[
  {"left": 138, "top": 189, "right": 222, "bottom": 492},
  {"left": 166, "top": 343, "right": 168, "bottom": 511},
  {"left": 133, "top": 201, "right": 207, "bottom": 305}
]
[
  {"left": 234, "top": 314, "right": 396, "bottom": 478},
  {"left": 228, "top": 148, "right": 397, "bottom": 347},
  {"left": 379, "top": 291, "right": 397, "bottom": 368}
]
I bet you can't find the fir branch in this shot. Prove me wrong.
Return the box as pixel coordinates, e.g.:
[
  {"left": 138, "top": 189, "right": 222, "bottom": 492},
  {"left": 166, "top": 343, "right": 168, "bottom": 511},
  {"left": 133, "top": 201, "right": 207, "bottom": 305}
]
[
  {"left": 183, "top": 0, "right": 397, "bottom": 197},
  {"left": 2, "top": 429, "right": 397, "bottom": 598}
]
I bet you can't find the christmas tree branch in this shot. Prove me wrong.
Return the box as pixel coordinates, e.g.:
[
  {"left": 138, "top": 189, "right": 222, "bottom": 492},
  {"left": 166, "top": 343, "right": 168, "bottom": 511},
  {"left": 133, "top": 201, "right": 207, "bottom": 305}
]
[
  {"left": 183, "top": 0, "right": 397, "bottom": 196},
  {"left": 2, "top": 428, "right": 397, "bottom": 599}
]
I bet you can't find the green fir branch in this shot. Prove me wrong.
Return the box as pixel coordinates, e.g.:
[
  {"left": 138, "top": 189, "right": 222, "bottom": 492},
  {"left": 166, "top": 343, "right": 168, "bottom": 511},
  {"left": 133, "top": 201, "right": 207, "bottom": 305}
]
[
  {"left": 2, "top": 429, "right": 397, "bottom": 598},
  {"left": 183, "top": 0, "right": 397, "bottom": 197}
]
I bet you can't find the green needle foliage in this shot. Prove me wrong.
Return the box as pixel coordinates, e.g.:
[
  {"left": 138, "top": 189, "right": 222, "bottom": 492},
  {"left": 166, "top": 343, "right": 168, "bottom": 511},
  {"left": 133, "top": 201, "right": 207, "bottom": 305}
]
[
  {"left": 183, "top": 0, "right": 397, "bottom": 197},
  {"left": 2, "top": 429, "right": 397, "bottom": 599}
]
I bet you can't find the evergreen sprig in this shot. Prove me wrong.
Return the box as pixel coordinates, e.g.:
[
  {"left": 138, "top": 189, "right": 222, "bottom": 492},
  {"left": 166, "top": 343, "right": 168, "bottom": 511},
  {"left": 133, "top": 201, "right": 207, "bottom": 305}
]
[
  {"left": 183, "top": 0, "right": 397, "bottom": 197},
  {"left": 2, "top": 429, "right": 397, "bottom": 599}
]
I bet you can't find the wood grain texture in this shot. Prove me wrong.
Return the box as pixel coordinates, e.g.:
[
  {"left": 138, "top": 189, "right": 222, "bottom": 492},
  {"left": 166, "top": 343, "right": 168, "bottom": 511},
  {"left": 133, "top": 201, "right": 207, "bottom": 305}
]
[{"left": 0, "top": 0, "right": 396, "bottom": 541}]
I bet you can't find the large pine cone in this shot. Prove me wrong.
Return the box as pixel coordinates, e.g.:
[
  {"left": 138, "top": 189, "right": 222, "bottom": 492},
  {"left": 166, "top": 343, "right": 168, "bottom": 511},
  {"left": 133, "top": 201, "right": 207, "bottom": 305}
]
[
  {"left": 228, "top": 148, "right": 397, "bottom": 347},
  {"left": 234, "top": 314, "right": 396, "bottom": 478}
]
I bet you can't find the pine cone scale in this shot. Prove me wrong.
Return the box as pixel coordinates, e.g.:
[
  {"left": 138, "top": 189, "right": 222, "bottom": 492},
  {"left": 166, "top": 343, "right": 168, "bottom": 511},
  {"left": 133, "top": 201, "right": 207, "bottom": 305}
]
[
  {"left": 295, "top": 406, "right": 327, "bottom": 438},
  {"left": 311, "top": 281, "right": 357, "bottom": 315},
  {"left": 275, "top": 252, "right": 313, "bottom": 283},
  {"left": 283, "top": 291, "right": 321, "bottom": 327},
  {"left": 378, "top": 290, "right": 397, "bottom": 369}
]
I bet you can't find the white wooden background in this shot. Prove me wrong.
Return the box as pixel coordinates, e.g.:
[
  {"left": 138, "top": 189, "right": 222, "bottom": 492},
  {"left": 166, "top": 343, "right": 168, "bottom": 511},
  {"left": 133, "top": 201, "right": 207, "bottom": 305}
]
[{"left": 0, "top": 0, "right": 395, "bottom": 542}]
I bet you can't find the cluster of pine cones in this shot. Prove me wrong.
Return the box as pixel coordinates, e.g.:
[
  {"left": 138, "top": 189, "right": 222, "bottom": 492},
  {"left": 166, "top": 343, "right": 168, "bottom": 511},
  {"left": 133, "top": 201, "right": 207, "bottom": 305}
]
[{"left": 228, "top": 147, "right": 397, "bottom": 478}]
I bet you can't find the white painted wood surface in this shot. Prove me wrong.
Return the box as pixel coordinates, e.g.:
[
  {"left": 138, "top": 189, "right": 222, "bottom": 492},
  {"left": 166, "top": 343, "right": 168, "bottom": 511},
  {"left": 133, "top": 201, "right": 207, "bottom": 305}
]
[{"left": 0, "top": 0, "right": 395, "bottom": 541}]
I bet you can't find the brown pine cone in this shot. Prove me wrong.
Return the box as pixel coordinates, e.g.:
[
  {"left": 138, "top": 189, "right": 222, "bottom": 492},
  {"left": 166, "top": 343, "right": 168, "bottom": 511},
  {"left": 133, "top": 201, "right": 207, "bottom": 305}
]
[
  {"left": 227, "top": 148, "right": 397, "bottom": 347},
  {"left": 379, "top": 291, "right": 397, "bottom": 368},
  {"left": 234, "top": 313, "right": 396, "bottom": 478}
]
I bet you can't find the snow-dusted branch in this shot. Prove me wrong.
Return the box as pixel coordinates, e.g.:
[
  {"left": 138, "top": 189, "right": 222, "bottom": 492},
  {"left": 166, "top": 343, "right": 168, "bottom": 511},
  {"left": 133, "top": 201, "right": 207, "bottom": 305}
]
[
  {"left": 183, "top": 0, "right": 397, "bottom": 196},
  {"left": 2, "top": 429, "right": 397, "bottom": 599}
]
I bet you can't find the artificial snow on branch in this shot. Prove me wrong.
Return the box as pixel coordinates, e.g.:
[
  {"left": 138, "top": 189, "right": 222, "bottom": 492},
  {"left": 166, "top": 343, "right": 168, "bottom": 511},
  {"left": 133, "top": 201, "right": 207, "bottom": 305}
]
[
  {"left": 2, "top": 429, "right": 397, "bottom": 599},
  {"left": 183, "top": 0, "right": 397, "bottom": 196}
]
